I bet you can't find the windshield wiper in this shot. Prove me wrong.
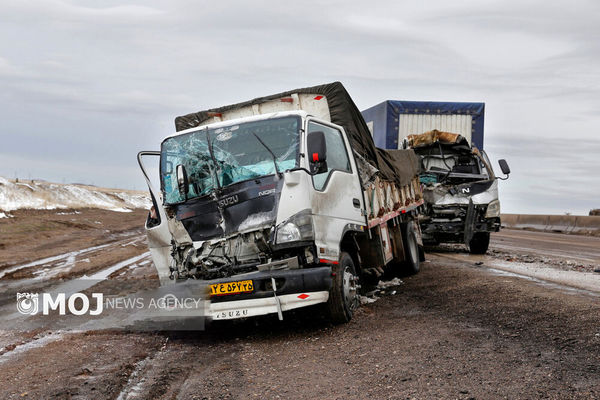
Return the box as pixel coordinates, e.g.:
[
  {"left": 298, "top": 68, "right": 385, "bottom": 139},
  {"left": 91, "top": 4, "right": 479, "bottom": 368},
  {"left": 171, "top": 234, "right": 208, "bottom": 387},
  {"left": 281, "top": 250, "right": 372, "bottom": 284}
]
[{"left": 252, "top": 132, "right": 282, "bottom": 178}]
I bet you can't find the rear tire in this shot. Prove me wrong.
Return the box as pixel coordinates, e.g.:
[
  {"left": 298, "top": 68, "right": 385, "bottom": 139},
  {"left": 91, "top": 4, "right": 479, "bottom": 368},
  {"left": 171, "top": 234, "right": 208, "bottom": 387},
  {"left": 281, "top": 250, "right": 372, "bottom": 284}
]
[
  {"left": 326, "top": 252, "right": 360, "bottom": 324},
  {"left": 401, "top": 223, "right": 420, "bottom": 275},
  {"left": 469, "top": 232, "right": 490, "bottom": 254}
]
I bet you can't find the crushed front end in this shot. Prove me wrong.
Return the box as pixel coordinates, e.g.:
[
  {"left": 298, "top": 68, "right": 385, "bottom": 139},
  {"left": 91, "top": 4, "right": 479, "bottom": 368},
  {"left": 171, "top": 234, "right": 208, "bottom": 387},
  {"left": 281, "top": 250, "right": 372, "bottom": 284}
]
[
  {"left": 149, "top": 114, "right": 333, "bottom": 319},
  {"left": 406, "top": 130, "right": 501, "bottom": 250}
]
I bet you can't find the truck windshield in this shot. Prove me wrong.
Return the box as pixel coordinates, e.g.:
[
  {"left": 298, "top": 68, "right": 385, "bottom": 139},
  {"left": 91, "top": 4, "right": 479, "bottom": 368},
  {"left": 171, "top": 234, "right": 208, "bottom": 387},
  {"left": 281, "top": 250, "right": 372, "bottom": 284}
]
[
  {"left": 417, "top": 146, "right": 491, "bottom": 185},
  {"left": 420, "top": 150, "right": 484, "bottom": 175},
  {"left": 161, "top": 116, "right": 300, "bottom": 204}
]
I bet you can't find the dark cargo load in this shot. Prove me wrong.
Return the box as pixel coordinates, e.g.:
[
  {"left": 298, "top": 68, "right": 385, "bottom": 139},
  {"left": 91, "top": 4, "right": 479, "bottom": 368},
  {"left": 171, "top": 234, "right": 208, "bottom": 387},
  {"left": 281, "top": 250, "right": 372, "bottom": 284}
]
[{"left": 174, "top": 82, "right": 418, "bottom": 186}]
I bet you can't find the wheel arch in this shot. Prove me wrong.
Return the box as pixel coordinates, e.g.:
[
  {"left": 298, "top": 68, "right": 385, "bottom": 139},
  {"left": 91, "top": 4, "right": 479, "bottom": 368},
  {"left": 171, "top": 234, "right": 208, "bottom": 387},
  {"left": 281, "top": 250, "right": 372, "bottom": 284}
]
[{"left": 339, "top": 227, "right": 362, "bottom": 274}]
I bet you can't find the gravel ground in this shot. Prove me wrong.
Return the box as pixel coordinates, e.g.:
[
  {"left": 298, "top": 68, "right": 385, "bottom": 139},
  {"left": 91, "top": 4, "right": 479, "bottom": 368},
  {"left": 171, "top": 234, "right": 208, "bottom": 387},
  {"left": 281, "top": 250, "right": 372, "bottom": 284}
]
[{"left": 0, "top": 213, "right": 599, "bottom": 399}]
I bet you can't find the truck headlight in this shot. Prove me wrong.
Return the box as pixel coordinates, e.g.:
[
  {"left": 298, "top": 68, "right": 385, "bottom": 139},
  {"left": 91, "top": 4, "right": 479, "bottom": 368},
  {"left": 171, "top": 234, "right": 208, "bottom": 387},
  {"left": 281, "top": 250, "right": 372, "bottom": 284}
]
[
  {"left": 276, "top": 209, "right": 314, "bottom": 244},
  {"left": 485, "top": 200, "right": 500, "bottom": 218}
]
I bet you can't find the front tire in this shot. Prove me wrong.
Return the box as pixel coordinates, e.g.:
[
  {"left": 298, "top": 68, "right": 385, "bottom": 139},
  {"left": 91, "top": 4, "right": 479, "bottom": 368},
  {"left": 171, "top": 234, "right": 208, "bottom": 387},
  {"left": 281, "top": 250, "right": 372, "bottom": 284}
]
[
  {"left": 326, "top": 252, "right": 360, "bottom": 324},
  {"left": 469, "top": 232, "right": 490, "bottom": 254},
  {"left": 402, "top": 223, "right": 420, "bottom": 275}
]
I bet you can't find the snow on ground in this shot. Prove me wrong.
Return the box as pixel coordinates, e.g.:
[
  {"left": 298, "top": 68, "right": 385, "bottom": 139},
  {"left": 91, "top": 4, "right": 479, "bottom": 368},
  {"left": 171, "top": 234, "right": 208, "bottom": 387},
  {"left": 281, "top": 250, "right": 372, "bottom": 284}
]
[{"left": 0, "top": 176, "right": 150, "bottom": 212}]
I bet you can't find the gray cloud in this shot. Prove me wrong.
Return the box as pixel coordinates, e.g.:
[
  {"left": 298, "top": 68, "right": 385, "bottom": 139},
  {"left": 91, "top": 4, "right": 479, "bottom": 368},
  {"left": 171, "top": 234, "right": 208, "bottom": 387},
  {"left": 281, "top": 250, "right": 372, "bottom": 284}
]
[{"left": 0, "top": 0, "right": 598, "bottom": 215}]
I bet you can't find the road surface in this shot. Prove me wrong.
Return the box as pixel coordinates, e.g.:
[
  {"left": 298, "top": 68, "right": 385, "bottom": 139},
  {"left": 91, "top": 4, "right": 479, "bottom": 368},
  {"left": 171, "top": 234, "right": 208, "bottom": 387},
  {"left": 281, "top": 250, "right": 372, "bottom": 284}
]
[{"left": 491, "top": 229, "right": 600, "bottom": 264}]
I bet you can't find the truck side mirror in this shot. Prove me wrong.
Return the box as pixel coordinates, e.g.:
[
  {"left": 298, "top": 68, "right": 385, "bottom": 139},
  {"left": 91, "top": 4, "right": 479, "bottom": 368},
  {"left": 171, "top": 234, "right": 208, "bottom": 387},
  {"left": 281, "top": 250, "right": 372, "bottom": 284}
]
[
  {"left": 176, "top": 164, "right": 189, "bottom": 196},
  {"left": 307, "top": 130, "right": 328, "bottom": 174},
  {"left": 498, "top": 159, "right": 510, "bottom": 176}
]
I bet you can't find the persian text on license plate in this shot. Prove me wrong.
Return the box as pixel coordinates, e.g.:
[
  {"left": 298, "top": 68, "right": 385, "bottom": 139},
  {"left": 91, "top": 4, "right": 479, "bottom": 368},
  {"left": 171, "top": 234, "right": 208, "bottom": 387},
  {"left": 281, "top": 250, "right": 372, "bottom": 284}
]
[{"left": 210, "top": 280, "right": 254, "bottom": 296}]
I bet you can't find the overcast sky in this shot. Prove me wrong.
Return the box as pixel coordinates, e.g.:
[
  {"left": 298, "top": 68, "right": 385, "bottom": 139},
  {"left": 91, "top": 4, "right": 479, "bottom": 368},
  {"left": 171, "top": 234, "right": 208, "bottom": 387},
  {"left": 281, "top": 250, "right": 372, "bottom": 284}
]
[{"left": 1, "top": 0, "right": 599, "bottom": 215}]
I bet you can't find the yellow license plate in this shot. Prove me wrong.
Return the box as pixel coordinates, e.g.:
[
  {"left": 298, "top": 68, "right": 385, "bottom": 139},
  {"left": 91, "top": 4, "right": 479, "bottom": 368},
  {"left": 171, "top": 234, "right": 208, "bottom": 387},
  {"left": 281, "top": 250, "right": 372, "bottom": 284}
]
[{"left": 210, "top": 280, "right": 254, "bottom": 296}]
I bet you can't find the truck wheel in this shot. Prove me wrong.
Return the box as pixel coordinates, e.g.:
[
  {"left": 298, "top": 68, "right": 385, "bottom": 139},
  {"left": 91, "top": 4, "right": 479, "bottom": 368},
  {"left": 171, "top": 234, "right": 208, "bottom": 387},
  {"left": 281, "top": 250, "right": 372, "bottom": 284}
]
[
  {"left": 326, "top": 252, "right": 360, "bottom": 324},
  {"left": 469, "top": 232, "right": 490, "bottom": 254},
  {"left": 402, "top": 223, "right": 420, "bottom": 275}
]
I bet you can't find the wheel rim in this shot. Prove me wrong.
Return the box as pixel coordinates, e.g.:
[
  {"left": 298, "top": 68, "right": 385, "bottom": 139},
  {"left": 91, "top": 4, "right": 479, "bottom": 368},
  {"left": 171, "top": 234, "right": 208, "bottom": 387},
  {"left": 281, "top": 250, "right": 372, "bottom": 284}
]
[{"left": 342, "top": 266, "right": 358, "bottom": 311}]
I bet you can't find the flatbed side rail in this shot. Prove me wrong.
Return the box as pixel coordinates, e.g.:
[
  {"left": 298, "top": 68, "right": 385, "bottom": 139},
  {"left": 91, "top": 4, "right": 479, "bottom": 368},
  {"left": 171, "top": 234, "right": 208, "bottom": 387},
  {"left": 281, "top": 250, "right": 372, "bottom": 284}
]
[{"left": 364, "top": 176, "right": 423, "bottom": 228}]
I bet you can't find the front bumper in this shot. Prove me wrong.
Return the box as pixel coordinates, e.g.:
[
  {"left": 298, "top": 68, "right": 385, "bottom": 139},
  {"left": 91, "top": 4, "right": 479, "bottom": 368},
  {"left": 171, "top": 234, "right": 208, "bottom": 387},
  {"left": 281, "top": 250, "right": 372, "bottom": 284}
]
[
  {"left": 422, "top": 217, "right": 500, "bottom": 234},
  {"left": 207, "top": 266, "right": 333, "bottom": 320},
  {"left": 211, "top": 291, "right": 329, "bottom": 320},
  {"left": 421, "top": 216, "right": 501, "bottom": 243}
]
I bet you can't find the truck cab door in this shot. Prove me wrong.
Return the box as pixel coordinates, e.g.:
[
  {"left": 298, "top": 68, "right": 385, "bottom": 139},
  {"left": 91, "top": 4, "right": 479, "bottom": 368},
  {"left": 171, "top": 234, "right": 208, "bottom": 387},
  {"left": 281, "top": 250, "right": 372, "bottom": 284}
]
[
  {"left": 305, "top": 119, "right": 366, "bottom": 261},
  {"left": 138, "top": 151, "right": 173, "bottom": 285}
]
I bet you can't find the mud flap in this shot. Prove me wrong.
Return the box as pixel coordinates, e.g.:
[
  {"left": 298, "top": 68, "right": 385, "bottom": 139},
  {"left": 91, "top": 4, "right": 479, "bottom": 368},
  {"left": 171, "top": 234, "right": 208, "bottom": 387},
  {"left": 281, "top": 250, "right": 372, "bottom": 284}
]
[{"left": 463, "top": 199, "right": 475, "bottom": 246}]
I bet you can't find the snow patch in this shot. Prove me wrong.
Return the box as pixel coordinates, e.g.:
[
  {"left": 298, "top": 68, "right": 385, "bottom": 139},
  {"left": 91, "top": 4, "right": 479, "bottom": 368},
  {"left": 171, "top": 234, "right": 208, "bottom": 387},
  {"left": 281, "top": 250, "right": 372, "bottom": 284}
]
[
  {"left": 0, "top": 212, "right": 13, "bottom": 218},
  {"left": 83, "top": 252, "right": 150, "bottom": 280},
  {"left": 0, "top": 332, "right": 65, "bottom": 365},
  {"left": 0, "top": 242, "right": 113, "bottom": 280},
  {"left": 0, "top": 176, "right": 150, "bottom": 212}
]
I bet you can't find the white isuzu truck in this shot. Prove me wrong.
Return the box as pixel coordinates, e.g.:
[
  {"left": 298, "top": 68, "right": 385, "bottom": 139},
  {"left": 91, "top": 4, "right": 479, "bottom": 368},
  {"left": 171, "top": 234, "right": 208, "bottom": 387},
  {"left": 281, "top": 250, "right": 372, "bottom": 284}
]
[{"left": 138, "top": 82, "right": 424, "bottom": 323}]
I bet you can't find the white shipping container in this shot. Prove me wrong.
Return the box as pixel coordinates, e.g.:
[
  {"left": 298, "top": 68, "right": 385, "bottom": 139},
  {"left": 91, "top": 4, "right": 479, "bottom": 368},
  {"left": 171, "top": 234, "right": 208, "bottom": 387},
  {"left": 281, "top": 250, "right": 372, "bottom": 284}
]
[{"left": 398, "top": 114, "right": 473, "bottom": 144}]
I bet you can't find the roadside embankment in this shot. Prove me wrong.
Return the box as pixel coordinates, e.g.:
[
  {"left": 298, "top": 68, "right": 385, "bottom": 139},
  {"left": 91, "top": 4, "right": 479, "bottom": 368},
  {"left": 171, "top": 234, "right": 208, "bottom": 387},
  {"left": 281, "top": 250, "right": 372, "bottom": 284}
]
[
  {"left": 0, "top": 176, "right": 150, "bottom": 213},
  {"left": 501, "top": 213, "right": 600, "bottom": 236}
]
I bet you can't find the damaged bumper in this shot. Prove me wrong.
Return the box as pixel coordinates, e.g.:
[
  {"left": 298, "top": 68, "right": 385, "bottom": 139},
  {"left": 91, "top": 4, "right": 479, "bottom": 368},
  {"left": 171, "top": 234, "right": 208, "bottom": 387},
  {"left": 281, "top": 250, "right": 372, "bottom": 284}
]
[
  {"left": 208, "top": 266, "right": 332, "bottom": 320},
  {"left": 421, "top": 217, "right": 500, "bottom": 236},
  {"left": 211, "top": 291, "right": 329, "bottom": 320},
  {"left": 421, "top": 203, "right": 500, "bottom": 243}
]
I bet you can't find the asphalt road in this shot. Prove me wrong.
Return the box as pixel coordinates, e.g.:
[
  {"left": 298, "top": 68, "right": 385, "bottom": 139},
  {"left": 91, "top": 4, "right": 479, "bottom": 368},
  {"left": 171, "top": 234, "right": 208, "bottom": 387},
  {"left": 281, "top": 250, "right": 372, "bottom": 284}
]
[{"left": 491, "top": 229, "right": 600, "bottom": 264}]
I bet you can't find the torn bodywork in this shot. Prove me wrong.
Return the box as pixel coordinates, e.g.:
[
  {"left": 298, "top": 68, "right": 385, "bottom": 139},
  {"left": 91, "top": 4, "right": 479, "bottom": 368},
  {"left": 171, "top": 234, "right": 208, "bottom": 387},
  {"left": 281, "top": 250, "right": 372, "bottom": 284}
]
[
  {"left": 407, "top": 130, "right": 501, "bottom": 251},
  {"left": 140, "top": 82, "right": 424, "bottom": 322}
]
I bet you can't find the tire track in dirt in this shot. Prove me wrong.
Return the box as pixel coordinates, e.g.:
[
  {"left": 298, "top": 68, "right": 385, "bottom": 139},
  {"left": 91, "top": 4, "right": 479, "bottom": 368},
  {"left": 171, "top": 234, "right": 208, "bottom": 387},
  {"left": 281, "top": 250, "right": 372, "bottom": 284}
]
[{"left": 114, "top": 335, "right": 229, "bottom": 400}]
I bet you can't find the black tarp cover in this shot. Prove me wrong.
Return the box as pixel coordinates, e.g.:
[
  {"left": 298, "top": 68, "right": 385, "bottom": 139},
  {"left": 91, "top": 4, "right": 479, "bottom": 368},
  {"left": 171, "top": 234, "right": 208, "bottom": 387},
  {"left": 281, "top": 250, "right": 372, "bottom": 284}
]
[
  {"left": 174, "top": 82, "right": 417, "bottom": 186},
  {"left": 379, "top": 149, "right": 420, "bottom": 186}
]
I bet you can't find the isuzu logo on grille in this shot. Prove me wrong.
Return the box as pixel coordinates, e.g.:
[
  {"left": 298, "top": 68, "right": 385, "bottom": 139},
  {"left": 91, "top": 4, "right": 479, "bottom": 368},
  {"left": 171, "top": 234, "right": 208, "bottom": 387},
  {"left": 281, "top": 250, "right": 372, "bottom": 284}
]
[{"left": 218, "top": 195, "right": 239, "bottom": 207}]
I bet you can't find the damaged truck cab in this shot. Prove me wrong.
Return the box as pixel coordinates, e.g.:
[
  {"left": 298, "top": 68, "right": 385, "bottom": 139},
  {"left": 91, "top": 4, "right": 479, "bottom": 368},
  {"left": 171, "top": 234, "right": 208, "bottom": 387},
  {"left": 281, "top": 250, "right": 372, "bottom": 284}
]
[
  {"left": 362, "top": 100, "right": 510, "bottom": 254},
  {"left": 138, "top": 82, "right": 424, "bottom": 322},
  {"left": 405, "top": 130, "right": 510, "bottom": 253}
]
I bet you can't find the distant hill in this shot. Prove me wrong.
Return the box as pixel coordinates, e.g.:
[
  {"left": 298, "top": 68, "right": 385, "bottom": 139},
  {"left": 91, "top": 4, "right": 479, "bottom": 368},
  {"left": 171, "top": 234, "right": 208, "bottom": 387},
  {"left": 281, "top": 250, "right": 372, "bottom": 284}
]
[{"left": 0, "top": 176, "right": 150, "bottom": 213}]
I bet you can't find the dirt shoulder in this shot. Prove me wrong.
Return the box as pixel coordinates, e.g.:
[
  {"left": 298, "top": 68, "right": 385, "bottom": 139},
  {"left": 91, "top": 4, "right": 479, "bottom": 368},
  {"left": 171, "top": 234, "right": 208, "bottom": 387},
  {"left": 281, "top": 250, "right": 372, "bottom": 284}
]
[
  {"left": 0, "top": 208, "right": 148, "bottom": 269},
  {"left": 1, "top": 254, "right": 599, "bottom": 399}
]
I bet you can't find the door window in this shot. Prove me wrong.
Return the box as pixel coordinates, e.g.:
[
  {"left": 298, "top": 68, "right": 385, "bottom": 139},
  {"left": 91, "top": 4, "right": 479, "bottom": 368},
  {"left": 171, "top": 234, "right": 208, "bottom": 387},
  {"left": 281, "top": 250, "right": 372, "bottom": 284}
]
[{"left": 307, "top": 121, "right": 351, "bottom": 190}]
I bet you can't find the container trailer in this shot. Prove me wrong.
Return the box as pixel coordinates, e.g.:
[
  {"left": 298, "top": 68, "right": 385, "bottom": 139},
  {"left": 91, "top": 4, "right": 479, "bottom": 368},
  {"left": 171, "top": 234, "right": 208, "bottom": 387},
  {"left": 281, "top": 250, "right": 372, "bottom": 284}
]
[{"left": 362, "top": 101, "right": 509, "bottom": 254}]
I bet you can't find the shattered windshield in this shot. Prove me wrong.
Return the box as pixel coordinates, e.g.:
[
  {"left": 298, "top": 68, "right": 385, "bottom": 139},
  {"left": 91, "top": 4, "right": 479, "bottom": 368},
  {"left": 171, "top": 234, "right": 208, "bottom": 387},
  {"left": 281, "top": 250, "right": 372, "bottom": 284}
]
[
  {"left": 417, "top": 146, "right": 490, "bottom": 185},
  {"left": 419, "top": 148, "right": 484, "bottom": 175},
  {"left": 161, "top": 116, "right": 300, "bottom": 204}
]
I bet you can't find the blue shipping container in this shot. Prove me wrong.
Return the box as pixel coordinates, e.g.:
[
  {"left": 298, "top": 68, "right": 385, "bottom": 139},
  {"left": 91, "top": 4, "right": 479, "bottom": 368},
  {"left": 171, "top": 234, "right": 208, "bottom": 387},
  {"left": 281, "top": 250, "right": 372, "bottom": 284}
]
[{"left": 361, "top": 101, "right": 485, "bottom": 150}]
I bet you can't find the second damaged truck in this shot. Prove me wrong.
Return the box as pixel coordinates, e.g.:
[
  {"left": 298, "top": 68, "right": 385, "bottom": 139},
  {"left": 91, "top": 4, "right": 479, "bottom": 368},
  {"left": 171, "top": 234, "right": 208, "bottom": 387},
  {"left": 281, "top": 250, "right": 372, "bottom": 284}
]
[
  {"left": 362, "top": 101, "right": 510, "bottom": 254},
  {"left": 138, "top": 83, "right": 424, "bottom": 323}
]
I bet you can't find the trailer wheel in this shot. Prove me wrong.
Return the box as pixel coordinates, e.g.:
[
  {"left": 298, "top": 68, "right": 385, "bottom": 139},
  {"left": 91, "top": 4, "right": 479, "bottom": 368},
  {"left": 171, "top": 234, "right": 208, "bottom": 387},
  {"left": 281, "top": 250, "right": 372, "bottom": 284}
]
[
  {"left": 326, "top": 252, "right": 360, "bottom": 324},
  {"left": 469, "top": 232, "right": 490, "bottom": 254},
  {"left": 402, "top": 223, "right": 420, "bottom": 275}
]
